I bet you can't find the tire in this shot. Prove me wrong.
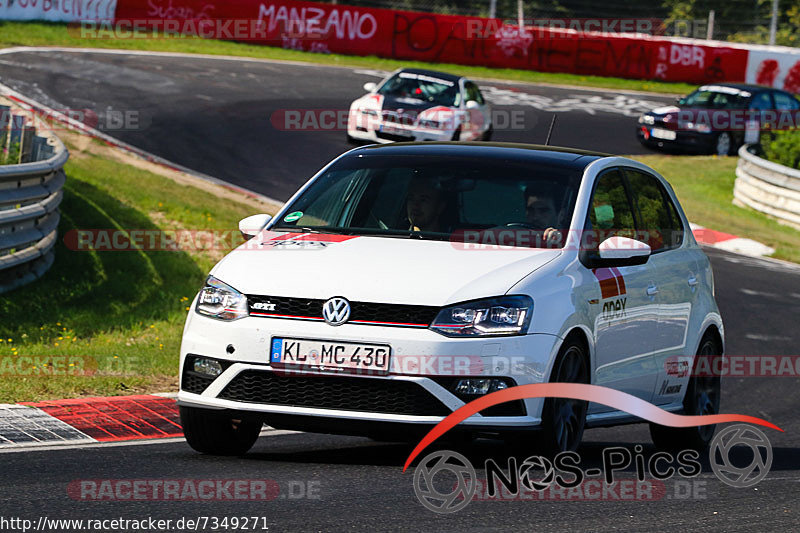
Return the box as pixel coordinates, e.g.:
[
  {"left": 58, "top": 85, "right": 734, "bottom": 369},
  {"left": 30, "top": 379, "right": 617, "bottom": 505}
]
[
  {"left": 180, "top": 406, "right": 262, "bottom": 455},
  {"left": 538, "top": 338, "right": 589, "bottom": 455},
  {"left": 451, "top": 127, "right": 462, "bottom": 141},
  {"left": 481, "top": 126, "right": 493, "bottom": 141},
  {"left": 714, "top": 132, "right": 732, "bottom": 156},
  {"left": 346, "top": 133, "right": 359, "bottom": 145},
  {"left": 649, "top": 334, "right": 721, "bottom": 451}
]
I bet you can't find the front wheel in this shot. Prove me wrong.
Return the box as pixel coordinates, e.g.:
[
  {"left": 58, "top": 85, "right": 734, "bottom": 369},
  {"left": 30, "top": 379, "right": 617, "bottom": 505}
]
[
  {"left": 649, "top": 334, "right": 721, "bottom": 451},
  {"left": 538, "top": 339, "right": 589, "bottom": 455},
  {"left": 180, "top": 406, "right": 262, "bottom": 455},
  {"left": 715, "top": 132, "right": 732, "bottom": 156}
]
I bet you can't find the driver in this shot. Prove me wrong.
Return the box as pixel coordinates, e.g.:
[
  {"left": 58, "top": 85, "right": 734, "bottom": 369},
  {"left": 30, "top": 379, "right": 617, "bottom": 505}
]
[
  {"left": 524, "top": 186, "right": 562, "bottom": 247},
  {"left": 406, "top": 177, "right": 448, "bottom": 233}
]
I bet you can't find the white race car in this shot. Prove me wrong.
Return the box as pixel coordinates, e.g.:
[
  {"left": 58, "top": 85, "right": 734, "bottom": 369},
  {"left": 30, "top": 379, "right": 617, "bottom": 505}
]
[
  {"left": 346, "top": 68, "right": 492, "bottom": 143},
  {"left": 178, "top": 142, "right": 723, "bottom": 456}
]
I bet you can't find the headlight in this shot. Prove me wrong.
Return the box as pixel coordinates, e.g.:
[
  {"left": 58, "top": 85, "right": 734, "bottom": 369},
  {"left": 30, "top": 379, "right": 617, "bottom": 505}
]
[
  {"left": 430, "top": 295, "right": 533, "bottom": 337},
  {"left": 419, "top": 119, "right": 443, "bottom": 129},
  {"left": 195, "top": 276, "right": 248, "bottom": 321},
  {"left": 639, "top": 115, "right": 655, "bottom": 125}
]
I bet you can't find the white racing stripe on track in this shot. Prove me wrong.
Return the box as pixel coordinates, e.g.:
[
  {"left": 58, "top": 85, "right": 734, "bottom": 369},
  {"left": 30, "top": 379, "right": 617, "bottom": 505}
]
[
  {"left": 0, "top": 405, "right": 96, "bottom": 448},
  {"left": 0, "top": 428, "right": 299, "bottom": 454}
]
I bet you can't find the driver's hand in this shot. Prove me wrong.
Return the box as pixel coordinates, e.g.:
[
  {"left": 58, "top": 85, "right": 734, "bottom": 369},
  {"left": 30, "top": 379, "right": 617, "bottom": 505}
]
[{"left": 543, "top": 227, "right": 563, "bottom": 247}]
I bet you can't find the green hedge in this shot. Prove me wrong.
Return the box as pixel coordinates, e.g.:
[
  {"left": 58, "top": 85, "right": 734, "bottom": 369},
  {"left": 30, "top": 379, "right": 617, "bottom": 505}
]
[{"left": 761, "top": 129, "right": 800, "bottom": 170}]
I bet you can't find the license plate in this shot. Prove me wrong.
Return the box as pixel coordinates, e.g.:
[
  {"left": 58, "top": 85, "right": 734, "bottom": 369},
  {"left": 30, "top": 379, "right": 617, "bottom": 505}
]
[
  {"left": 380, "top": 124, "right": 407, "bottom": 136},
  {"left": 651, "top": 128, "right": 676, "bottom": 140},
  {"left": 270, "top": 337, "right": 391, "bottom": 375}
]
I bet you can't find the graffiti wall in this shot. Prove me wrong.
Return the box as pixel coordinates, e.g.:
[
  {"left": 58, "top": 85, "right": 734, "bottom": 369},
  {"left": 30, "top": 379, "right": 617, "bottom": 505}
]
[{"left": 0, "top": 0, "right": 116, "bottom": 22}]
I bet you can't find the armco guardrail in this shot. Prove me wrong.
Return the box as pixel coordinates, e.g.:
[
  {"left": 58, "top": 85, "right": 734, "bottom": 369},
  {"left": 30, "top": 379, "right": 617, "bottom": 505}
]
[
  {"left": 0, "top": 104, "right": 68, "bottom": 294},
  {"left": 734, "top": 144, "right": 800, "bottom": 230}
]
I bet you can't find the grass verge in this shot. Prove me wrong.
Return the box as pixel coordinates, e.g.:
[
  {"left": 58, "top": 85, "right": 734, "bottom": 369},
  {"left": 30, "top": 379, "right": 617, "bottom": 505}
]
[
  {"left": 0, "top": 21, "right": 696, "bottom": 95},
  {"left": 636, "top": 154, "right": 800, "bottom": 264},
  {"left": 0, "top": 136, "right": 267, "bottom": 403}
]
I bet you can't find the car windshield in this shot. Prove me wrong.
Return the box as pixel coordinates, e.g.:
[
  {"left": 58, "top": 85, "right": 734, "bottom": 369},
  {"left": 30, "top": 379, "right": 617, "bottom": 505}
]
[
  {"left": 377, "top": 72, "right": 460, "bottom": 107},
  {"left": 271, "top": 154, "right": 583, "bottom": 248},
  {"left": 681, "top": 87, "right": 750, "bottom": 109}
]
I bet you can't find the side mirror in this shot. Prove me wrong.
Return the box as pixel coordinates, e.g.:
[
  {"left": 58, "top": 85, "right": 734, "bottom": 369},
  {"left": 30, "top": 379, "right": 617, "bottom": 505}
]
[
  {"left": 676, "top": 97, "right": 686, "bottom": 105},
  {"left": 363, "top": 82, "right": 377, "bottom": 93},
  {"left": 596, "top": 236, "right": 651, "bottom": 266},
  {"left": 239, "top": 214, "right": 272, "bottom": 240}
]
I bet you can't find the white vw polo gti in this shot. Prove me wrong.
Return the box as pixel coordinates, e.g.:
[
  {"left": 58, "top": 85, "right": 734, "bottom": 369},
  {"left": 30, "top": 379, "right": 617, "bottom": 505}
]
[{"left": 178, "top": 142, "right": 724, "bottom": 455}]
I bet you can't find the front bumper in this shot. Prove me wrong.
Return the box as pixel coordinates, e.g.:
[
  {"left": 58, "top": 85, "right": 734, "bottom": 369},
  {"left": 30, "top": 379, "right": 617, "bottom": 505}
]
[
  {"left": 179, "top": 311, "right": 562, "bottom": 430},
  {"left": 347, "top": 120, "right": 456, "bottom": 144},
  {"left": 637, "top": 125, "right": 716, "bottom": 153}
]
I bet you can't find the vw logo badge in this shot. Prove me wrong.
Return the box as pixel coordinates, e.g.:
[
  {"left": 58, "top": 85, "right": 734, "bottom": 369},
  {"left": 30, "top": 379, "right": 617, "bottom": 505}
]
[{"left": 322, "top": 297, "right": 351, "bottom": 326}]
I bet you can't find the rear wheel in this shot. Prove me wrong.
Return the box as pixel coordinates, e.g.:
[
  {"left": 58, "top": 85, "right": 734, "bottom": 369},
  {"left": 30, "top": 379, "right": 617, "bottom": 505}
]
[
  {"left": 480, "top": 126, "right": 493, "bottom": 141},
  {"left": 451, "top": 127, "right": 462, "bottom": 141},
  {"left": 538, "top": 339, "right": 589, "bottom": 455},
  {"left": 649, "top": 334, "right": 721, "bottom": 451},
  {"left": 180, "top": 406, "right": 262, "bottom": 455}
]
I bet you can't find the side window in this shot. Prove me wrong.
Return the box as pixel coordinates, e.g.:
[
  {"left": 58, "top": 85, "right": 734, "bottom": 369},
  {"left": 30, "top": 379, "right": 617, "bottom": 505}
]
[
  {"left": 749, "top": 92, "right": 773, "bottom": 111},
  {"left": 624, "top": 169, "right": 684, "bottom": 252},
  {"left": 773, "top": 91, "right": 800, "bottom": 111},
  {"left": 464, "top": 82, "right": 484, "bottom": 104},
  {"left": 584, "top": 169, "right": 636, "bottom": 252}
]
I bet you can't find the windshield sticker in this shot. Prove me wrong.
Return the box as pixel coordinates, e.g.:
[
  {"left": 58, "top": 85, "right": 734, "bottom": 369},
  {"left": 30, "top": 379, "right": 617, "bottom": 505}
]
[{"left": 283, "top": 211, "right": 304, "bottom": 223}]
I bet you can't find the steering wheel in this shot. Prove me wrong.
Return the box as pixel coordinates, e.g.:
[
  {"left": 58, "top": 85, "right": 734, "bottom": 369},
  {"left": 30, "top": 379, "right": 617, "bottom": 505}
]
[{"left": 502, "top": 222, "right": 538, "bottom": 229}]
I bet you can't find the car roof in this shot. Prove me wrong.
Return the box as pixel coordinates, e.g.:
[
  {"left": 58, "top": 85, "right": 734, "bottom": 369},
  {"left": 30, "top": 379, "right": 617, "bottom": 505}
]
[
  {"left": 350, "top": 142, "right": 608, "bottom": 171},
  {"left": 397, "top": 68, "right": 464, "bottom": 83},
  {"left": 699, "top": 82, "right": 771, "bottom": 93}
]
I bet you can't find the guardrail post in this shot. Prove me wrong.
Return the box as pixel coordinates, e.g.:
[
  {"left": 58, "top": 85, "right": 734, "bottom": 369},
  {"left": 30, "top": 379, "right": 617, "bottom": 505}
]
[
  {"left": 0, "top": 106, "right": 69, "bottom": 294},
  {"left": 20, "top": 124, "right": 35, "bottom": 163}
]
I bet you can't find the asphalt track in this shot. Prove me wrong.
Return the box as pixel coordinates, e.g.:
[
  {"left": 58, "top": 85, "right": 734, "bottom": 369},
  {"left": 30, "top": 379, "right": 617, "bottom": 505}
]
[
  {"left": 0, "top": 48, "right": 672, "bottom": 200},
  {"left": 0, "top": 49, "right": 799, "bottom": 530}
]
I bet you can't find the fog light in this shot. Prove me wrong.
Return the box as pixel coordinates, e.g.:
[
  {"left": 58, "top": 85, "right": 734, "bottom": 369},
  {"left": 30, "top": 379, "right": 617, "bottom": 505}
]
[
  {"left": 454, "top": 378, "right": 509, "bottom": 396},
  {"left": 193, "top": 357, "right": 223, "bottom": 377}
]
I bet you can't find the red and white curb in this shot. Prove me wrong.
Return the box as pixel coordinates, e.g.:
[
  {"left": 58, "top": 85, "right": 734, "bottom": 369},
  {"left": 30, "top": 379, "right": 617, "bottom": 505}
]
[
  {"left": 691, "top": 223, "right": 775, "bottom": 257},
  {"left": 0, "top": 394, "right": 181, "bottom": 448}
]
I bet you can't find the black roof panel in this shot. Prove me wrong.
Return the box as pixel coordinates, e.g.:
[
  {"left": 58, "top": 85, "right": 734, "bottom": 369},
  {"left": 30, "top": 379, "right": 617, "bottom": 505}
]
[{"left": 350, "top": 142, "right": 608, "bottom": 171}]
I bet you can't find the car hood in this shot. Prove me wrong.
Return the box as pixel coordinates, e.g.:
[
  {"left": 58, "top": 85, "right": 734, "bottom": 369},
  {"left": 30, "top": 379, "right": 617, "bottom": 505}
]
[{"left": 210, "top": 232, "right": 560, "bottom": 306}]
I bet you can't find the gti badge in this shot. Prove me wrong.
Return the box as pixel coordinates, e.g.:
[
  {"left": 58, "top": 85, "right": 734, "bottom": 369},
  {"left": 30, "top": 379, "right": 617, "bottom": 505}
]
[{"left": 322, "top": 297, "right": 351, "bottom": 326}]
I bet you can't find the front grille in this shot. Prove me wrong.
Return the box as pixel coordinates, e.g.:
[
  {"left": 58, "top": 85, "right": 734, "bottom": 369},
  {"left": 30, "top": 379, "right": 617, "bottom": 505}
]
[
  {"left": 247, "top": 295, "right": 439, "bottom": 327},
  {"left": 381, "top": 111, "right": 417, "bottom": 125},
  {"left": 375, "top": 131, "right": 415, "bottom": 142},
  {"left": 218, "top": 370, "right": 451, "bottom": 416}
]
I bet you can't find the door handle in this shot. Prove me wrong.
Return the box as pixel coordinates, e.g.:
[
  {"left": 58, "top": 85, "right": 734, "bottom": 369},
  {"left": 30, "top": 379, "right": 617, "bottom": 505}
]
[
  {"left": 646, "top": 285, "right": 659, "bottom": 296},
  {"left": 688, "top": 276, "right": 699, "bottom": 287}
]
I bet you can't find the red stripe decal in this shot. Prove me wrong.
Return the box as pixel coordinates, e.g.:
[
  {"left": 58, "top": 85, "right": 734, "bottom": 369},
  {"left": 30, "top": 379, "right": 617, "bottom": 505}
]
[{"left": 592, "top": 268, "right": 619, "bottom": 299}]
